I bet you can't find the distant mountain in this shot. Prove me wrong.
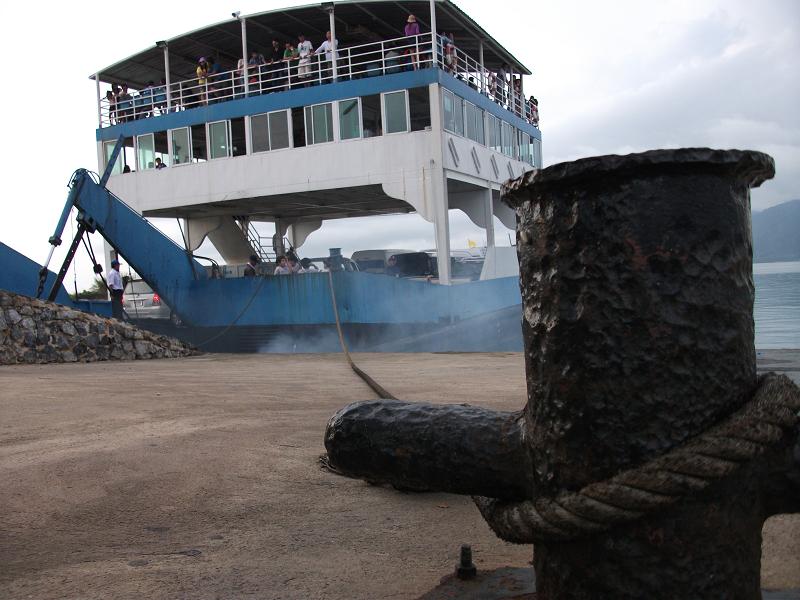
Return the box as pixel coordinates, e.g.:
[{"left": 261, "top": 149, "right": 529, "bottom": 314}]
[{"left": 752, "top": 199, "right": 800, "bottom": 263}]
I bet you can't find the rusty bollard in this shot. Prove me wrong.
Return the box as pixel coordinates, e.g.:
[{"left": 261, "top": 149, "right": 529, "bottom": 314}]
[
  {"left": 326, "top": 149, "right": 800, "bottom": 599},
  {"left": 502, "top": 148, "right": 777, "bottom": 598}
]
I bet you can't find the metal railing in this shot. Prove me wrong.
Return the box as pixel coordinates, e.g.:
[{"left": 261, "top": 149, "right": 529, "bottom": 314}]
[
  {"left": 243, "top": 220, "right": 276, "bottom": 262},
  {"left": 99, "top": 34, "right": 538, "bottom": 129}
]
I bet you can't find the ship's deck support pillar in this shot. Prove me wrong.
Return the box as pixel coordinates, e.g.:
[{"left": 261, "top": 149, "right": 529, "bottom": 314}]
[{"left": 433, "top": 173, "right": 452, "bottom": 285}]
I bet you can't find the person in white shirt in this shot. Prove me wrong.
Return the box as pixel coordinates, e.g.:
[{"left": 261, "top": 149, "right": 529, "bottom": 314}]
[
  {"left": 314, "top": 31, "right": 339, "bottom": 81},
  {"left": 108, "top": 259, "right": 125, "bottom": 320},
  {"left": 297, "top": 34, "right": 314, "bottom": 85},
  {"left": 274, "top": 256, "right": 292, "bottom": 275}
]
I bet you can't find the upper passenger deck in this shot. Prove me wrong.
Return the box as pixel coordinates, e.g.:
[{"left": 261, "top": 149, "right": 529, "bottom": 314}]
[{"left": 91, "top": 1, "right": 539, "bottom": 142}]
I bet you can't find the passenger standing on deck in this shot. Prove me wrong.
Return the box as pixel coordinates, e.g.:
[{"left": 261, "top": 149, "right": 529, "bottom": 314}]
[
  {"left": 196, "top": 57, "right": 210, "bottom": 105},
  {"left": 288, "top": 257, "right": 303, "bottom": 274},
  {"left": 297, "top": 34, "right": 314, "bottom": 85},
  {"left": 404, "top": 15, "right": 421, "bottom": 70},
  {"left": 314, "top": 31, "right": 339, "bottom": 82},
  {"left": 283, "top": 42, "right": 299, "bottom": 87},
  {"left": 267, "top": 39, "right": 283, "bottom": 89},
  {"left": 248, "top": 51, "right": 266, "bottom": 92},
  {"left": 529, "top": 96, "right": 539, "bottom": 127},
  {"left": 244, "top": 254, "right": 260, "bottom": 277},
  {"left": 108, "top": 259, "right": 125, "bottom": 320},
  {"left": 498, "top": 64, "right": 509, "bottom": 107},
  {"left": 274, "top": 256, "right": 292, "bottom": 275},
  {"left": 105, "top": 90, "right": 117, "bottom": 124},
  {"left": 299, "top": 258, "right": 319, "bottom": 273},
  {"left": 117, "top": 84, "right": 132, "bottom": 122}
]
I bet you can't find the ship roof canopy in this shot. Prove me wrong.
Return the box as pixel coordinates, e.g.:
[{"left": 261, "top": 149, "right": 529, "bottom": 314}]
[{"left": 90, "top": 0, "right": 531, "bottom": 88}]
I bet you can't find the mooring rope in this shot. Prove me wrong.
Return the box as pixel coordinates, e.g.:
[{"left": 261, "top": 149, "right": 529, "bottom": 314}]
[
  {"left": 474, "top": 373, "right": 800, "bottom": 543},
  {"left": 327, "top": 270, "right": 397, "bottom": 401}
]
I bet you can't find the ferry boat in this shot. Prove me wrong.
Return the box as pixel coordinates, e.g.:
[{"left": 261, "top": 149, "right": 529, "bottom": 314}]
[{"left": 41, "top": 0, "right": 542, "bottom": 351}]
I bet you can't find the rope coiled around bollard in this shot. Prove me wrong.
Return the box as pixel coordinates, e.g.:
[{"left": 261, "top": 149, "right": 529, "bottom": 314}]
[{"left": 474, "top": 373, "right": 800, "bottom": 543}]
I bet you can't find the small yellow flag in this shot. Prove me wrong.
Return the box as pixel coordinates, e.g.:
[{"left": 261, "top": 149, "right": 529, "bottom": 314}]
[{"left": 467, "top": 239, "right": 477, "bottom": 248}]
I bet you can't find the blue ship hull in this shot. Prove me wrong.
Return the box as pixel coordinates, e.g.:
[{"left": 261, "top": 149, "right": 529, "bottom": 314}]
[{"left": 145, "top": 272, "right": 524, "bottom": 352}]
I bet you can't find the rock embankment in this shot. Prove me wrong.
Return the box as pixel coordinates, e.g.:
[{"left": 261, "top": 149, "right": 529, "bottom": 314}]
[{"left": 0, "top": 290, "right": 198, "bottom": 365}]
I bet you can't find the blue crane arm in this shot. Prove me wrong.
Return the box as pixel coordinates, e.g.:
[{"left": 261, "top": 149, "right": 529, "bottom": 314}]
[{"left": 68, "top": 169, "right": 207, "bottom": 316}]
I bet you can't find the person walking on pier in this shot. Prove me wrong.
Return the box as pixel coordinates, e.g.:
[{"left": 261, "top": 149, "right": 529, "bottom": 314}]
[{"left": 108, "top": 259, "right": 125, "bottom": 320}]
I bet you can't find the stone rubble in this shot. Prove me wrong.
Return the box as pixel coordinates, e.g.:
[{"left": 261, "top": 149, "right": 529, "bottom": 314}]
[{"left": 0, "top": 290, "right": 199, "bottom": 365}]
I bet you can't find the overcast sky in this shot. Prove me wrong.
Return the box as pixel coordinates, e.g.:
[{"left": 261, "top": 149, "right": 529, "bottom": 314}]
[{"left": 0, "top": 0, "right": 797, "bottom": 290}]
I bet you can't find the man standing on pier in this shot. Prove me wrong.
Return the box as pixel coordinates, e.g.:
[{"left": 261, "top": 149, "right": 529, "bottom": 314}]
[{"left": 108, "top": 259, "right": 125, "bottom": 320}]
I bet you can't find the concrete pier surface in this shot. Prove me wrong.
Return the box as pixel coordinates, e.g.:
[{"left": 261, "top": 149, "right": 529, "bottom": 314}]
[{"left": 1, "top": 351, "right": 798, "bottom": 599}]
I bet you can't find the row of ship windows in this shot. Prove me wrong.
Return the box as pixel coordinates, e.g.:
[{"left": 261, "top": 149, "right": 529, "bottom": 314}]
[
  {"left": 104, "top": 88, "right": 431, "bottom": 173},
  {"left": 442, "top": 89, "right": 540, "bottom": 166},
  {"left": 102, "top": 86, "right": 538, "bottom": 173}
]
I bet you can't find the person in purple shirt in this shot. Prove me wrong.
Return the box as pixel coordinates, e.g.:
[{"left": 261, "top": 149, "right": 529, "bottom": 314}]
[{"left": 404, "top": 14, "right": 421, "bottom": 70}]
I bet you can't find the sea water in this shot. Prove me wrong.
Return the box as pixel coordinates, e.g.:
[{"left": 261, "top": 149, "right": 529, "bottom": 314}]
[{"left": 754, "top": 261, "right": 800, "bottom": 349}]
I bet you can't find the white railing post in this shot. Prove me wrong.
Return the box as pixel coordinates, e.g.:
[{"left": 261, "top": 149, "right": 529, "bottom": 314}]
[
  {"left": 329, "top": 6, "right": 338, "bottom": 82},
  {"left": 429, "top": 0, "right": 437, "bottom": 66},
  {"left": 95, "top": 73, "right": 102, "bottom": 127},
  {"left": 478, "top": 41, "right": 485, "bottom": 94},
  {"left": 240, "top": 17, "right": 249, "bottom": 97},
  {"left": 161, "top": 42, "right": 172, "bottom": 114},
  {"left": 380, "top": 41, "right": 386, "bottom": 75}
]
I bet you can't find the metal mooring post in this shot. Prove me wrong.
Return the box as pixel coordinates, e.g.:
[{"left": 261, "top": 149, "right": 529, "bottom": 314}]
[
  {"left": 325, "top": 148, "right": 800, "bottom": 599},
  {"left": 502, "top": 148, "right": 777, "bottom": 598}
]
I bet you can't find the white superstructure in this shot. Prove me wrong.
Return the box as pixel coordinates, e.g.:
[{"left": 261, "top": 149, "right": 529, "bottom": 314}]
[{"left": 92, "top": 1, "right": 541, "bottom": 283}]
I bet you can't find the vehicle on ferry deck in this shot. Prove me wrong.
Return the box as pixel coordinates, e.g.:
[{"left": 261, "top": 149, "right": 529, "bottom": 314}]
[
  {"left": 122, "top": 278, "right": 171, "bottom": 320},
  {"left": 351, "top": 249, "right": 415, "bottom": 273}
]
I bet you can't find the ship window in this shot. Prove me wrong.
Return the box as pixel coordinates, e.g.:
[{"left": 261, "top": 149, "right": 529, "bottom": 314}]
[
  {"left": 485, "top": 114, "right": 494, "bottom": 150},
  {"left": 291, "top": 107, "right": 306, "bottom": 148},
  {"left": 209, "top": 121, "right": 230, "bottom": 159},
  {"left": 465, "top": 102, "right": 484, "bottom": 144},
  {"left": 252, "top": 114, "right": 269, "bottom": 153},
  {"left": 408, "top": 87, "right": 430, "bottom": 131},
  {"left": 519, "top": 132, "right": 531, "bottom": 165},
  {"left": 443, "top": 89, "right": 455, "bottom": 132},
  {"left": 339, "top": 98, "right": 361, "bottom": 140},
  {"left": 512, "top": 126, "right": 520, "bottom": 160},
  {"left": 231, "top": 118, "right": 246, "bottom": 157},
  {"left": 190, "top": 124, "right": 207, "bottom": 162},
  {"left": 453, "top": 95, "right": 464, "bottom": 137},
  {"left": 171, "top": 128, "right": 191, "bottom": 165},
  {"left": 154, "top": 131, "right": 169, "bottom": 166},
  {"left": 361, "top": 94, "right": 382, "bottom": 137},
  {"left": 501, "top": 122, "right": 513, "bottom": 157},
  {"left": 305, "top": 102, "right": 334, "bottom": 145},
  {"left": 252, "top": 110, "right": 290, "bottom": 152},
  {"left": 533, "top": 138, "right": 542, "bottom": 167},
  {"left": 269, "top": 111, "right": 290, "bottom": 150},
  {"left": 490, "top": 116, "right": 502, "bottom": 153},
  {"left": 383, "top": 90, "right": 408, "bottom": 134},
  {"left": 103, "top": 140, "right": 124, "bottom": 175},
  {"left": 137, "top": 133, "right": 155, "bottom": 170}
]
